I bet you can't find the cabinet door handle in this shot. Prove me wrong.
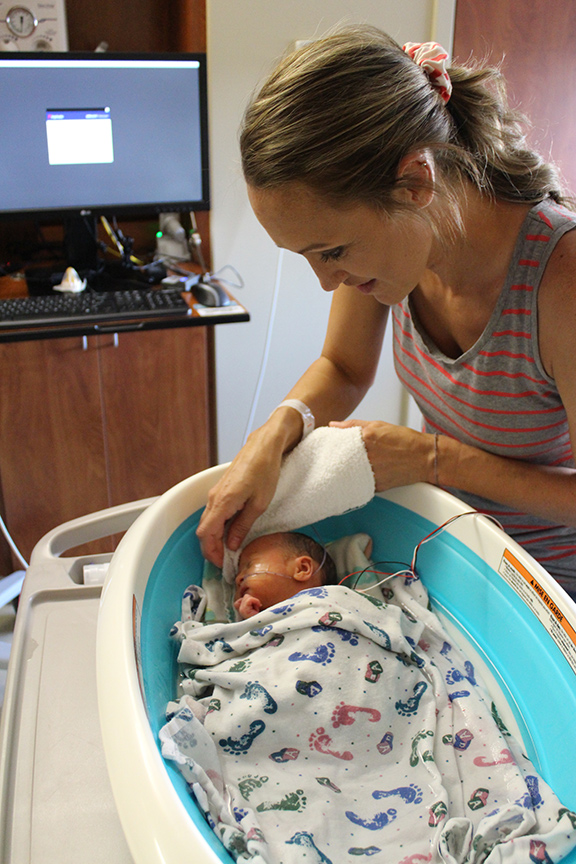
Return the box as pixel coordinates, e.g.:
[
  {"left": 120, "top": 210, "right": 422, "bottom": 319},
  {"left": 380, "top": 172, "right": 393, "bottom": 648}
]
[{"left": 82, "top": 335, "right": 88, "bottom": 351}]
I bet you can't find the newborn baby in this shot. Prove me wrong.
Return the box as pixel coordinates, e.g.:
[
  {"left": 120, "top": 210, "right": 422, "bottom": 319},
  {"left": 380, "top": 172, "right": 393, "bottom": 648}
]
[{"left": 233, "top": 531, "right": 337, "bottom": 619}]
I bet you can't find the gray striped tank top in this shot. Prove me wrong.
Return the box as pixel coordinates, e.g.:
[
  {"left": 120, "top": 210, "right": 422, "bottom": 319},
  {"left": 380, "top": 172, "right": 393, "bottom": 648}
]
[{"left": 392, "top": 198, "right": 576, "bottom": 595}]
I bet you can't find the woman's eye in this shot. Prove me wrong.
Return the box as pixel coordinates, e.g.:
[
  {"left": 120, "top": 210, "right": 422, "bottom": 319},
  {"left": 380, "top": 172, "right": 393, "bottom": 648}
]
[{"left": 320, "top": 246, "right": 345, "bottom": 263}]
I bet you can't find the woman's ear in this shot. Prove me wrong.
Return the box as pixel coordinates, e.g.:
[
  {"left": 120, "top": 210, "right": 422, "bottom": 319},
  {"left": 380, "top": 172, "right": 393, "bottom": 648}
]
[
  {"left": 292, "top": 555, "right": 316, "bottom": 582},
  {"left": 393, "top": 150, "right": 435, "bottom": 208}
]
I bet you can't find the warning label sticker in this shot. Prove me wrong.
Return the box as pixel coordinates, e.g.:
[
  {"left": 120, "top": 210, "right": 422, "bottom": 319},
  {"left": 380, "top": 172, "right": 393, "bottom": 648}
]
[{"left": 498, "top": 549, "right": 576, "bottom": 675}]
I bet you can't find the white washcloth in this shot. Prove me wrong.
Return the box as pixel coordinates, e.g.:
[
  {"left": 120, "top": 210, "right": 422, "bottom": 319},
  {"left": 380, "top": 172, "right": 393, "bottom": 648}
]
[{"left": 222, "top": 426, "right": 375, "bottom": 582}]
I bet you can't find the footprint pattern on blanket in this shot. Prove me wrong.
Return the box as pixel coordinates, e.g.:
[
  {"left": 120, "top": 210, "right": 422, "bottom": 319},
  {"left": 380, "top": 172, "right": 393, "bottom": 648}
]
[
  {"left": 346, "top": 808, "right": 398, "bottom": 830},
  {"left": 272, "top": 588, "right": 329, "bottom": 617},
  {"left": 310, "top": 616, "right": 358, "bottom": 645},
  {"left": 362, "top": 621, "right": 391, "bottom": 650},
  {"left": 289, "top": 642, "right": 336, "bottom": 666},
  {"left": 372, "top": 783, "right": 423, "bottom": 805},
  {"left": 399, "top": 856, "right": 432, "bottom": 864},
  {"left": 238, "top": 774, "right": 269, "bottom": 800},
  {"left": 410, "top": 730, "right": 435, "bottom": 767},
  {"left": 446, "top": 661, "right": 477, "bottom": 687},
  {"left": 205, "top": 637, "right": 233, "bottom": 653},
  {"left": 349, "top": 847, "right": 381, "bottom": 857},
  {"left": 526, "top": 775, "right": 544, "bottom": 808},
  {"left": 559, "top": 808, "right": 576, "bottom": 830},
  {"left": 227, "top": 659, "right": 252, "bottom": 673},
  {"left": 473, "top": 748, "right": 513, "bottom": 767},
  {"left": 309, "top": 727, "right": 353, "bottom": 761},
  {"left": 257, "top": 789, "right": 307, "bottom": 813},
  {"left": 286, "top": 831, "right": 333, "bottom": 863},
  {"left": 249, "top": 624, "right": 273, "bottom": 638},
  {"left": 331, "top": 701, "right": 381, "bottom": 728},
  {"left": 219, "top": 719, "right": 265, "bottom": 755},
  {"left": 395, "top": 681, "right": 427, "bottom": 716},
  {"left": 316, "top": 776, "right": 341, "bottom": 793},
  {"left": 240, "top": 681, "right": 278, "bottom": 714}
]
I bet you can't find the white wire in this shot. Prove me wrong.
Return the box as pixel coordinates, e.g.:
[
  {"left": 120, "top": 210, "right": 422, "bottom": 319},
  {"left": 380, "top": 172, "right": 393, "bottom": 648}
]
[
  {"left": 242, "top": 248, "right": 284, "bottom": 446},
  {"left": 0, "top": 512, "right": 28, "bottom": 570}
]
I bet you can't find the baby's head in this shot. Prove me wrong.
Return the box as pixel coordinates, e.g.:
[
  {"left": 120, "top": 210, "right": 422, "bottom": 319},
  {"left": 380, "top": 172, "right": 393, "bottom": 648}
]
[{"left": 233, "top": 531, "right": 337, "bottom": 619}]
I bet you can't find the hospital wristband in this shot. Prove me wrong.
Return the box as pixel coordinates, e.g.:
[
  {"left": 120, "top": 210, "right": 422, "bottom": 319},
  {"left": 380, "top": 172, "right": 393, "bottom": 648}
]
[{"left": 270, "top": 399, "right": 315, "bottom": 441}]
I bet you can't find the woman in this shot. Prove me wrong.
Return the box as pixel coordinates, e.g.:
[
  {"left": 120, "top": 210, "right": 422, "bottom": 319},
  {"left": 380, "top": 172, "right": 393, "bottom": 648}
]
[{"left": 197, "top": 26, "right": 576, "bottom": 597}]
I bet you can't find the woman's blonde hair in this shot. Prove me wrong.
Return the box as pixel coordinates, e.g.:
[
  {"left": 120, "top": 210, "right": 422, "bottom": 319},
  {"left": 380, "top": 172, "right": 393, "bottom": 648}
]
[{"left": 240, "top": 25, "right": 568, "bottom": 215}]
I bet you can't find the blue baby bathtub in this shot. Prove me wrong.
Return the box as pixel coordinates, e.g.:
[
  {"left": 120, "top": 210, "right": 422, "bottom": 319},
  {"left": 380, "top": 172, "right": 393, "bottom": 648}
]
[{"left": 96, "top": 464, "right": 576, "bottom": 864}]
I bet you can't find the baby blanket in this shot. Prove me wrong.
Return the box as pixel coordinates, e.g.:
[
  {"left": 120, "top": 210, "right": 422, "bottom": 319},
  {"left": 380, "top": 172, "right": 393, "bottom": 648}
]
[{"left": 160, "top": 579, "right": 576, "bottom": 864}]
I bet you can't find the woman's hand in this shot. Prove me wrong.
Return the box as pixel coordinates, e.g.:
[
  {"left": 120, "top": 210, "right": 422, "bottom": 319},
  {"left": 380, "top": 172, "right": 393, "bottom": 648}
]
[
  {"left": 330, "top": 419, "right": 436, "bottom": 491},
  {"left": 196, "top": 407, "right": 304, "bottom": 567}
]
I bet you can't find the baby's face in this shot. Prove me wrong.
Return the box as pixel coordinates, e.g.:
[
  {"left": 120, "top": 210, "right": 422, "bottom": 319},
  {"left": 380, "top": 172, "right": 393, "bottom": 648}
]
[{"left": 233, "top": 534, "right": 300, "bottom": 619}]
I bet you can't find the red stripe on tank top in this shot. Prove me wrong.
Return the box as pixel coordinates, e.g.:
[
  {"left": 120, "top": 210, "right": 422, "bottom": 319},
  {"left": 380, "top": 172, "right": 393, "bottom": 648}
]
[
  {"left": 397, "top": 356, "right": 564, "bottom": 432},
  {"left": 519, "top": 259, "right": 539, "bottom": 267},
  {"left": 391, "top": 315, "right": 558, "bottom": 403},
  {"left": 502, "top": 308, "right": 531, "bottom": 315},
  {"left": 538, "top": 548, "right": 576, "bottom": 562},
  {"left": 423, "top": 413, "right": 567, "bottom": 451},
  {"left": 492, "top": 329, "right": 531, "bottom": 339},
  {"left": 510, "top": 284, "right": 534, "bottom": 291},
  {"left": 396, "top": 361, "right": 564, "bottom": 427},
  {"left": 396, "top": 363, "right": 568, "bottom": 448},
  {"left": 479, "top": 350, "right": 534, "bottom": 362},
  {"left": 394, "top": 345, "right": 562, "bottom": 417},
  {"left": 460, "top": 364, "right": 548, "bottom": 385},
  {"left": 525, "top": 234, "right": 550, "bottom": 242},
  {"left": 395, "top": 336, "right": 548, "bottom": 399},
  {"left": 537, "top": 211, "right": 554, "bottom": 229}
]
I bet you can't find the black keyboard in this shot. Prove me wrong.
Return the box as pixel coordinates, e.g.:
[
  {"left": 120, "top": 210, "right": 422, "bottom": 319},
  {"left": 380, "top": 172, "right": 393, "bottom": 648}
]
[{"left": 0, "top": 287, "right": 192, "bottom": 330}]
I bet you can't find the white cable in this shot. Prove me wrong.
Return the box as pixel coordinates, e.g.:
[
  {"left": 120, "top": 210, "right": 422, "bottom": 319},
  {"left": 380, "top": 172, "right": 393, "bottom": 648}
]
[
  {"left": 0, "top": 512, "right": 28, "bottom": 570},
  {"left": 242, "top": 248, "right": 284, "bottom": 445}
]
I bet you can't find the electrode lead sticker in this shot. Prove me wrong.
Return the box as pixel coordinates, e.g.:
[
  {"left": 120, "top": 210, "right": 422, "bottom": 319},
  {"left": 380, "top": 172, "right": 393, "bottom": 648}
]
[{"left": 499, "top": 548, "right": 576, "bottom": 675}]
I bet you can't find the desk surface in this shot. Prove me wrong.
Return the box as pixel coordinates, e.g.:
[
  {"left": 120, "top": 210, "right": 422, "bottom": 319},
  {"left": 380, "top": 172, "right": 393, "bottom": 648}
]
[{"left": 0, "top": 270, "right": 250, "bottom": 343}]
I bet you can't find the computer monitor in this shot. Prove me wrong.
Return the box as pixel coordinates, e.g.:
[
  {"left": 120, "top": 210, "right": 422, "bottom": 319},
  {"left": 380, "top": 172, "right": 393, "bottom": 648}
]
[{"left": 0, "top": 52, "right": 210, "bottom": 276}]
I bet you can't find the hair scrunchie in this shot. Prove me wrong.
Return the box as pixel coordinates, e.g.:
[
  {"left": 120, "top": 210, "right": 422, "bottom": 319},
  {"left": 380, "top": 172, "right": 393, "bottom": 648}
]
[{"left": 402, "top": 41, "right": 452, "bottom": 104}]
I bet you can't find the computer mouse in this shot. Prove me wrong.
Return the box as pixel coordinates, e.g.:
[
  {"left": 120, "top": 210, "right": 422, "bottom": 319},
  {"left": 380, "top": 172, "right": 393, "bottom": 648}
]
[{"left": 191, "top": 278, "right": 229, "bottom": 307}]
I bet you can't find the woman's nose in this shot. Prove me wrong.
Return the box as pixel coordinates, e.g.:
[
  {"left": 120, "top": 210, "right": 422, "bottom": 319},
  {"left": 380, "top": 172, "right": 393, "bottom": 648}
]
[{"left": 313, "top": 264, "right": 347, "bottom": 293}]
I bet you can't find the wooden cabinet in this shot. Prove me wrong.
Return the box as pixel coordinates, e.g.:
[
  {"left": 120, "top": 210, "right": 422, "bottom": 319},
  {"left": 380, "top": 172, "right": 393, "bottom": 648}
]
[{"left": 0, "top": 326, "right": 214, "bottom": 562}]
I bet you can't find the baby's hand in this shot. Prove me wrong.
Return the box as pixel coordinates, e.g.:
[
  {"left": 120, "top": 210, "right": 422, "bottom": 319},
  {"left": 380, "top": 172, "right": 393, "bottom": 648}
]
[{"left": 234, "top": 593, "right": 262, "bottom": 619}]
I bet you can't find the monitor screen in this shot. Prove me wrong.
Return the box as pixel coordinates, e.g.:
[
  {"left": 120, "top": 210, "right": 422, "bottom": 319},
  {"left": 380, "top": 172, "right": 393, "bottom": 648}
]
[{"left": 0, "top": 52, "right": 210, "bottom": 221}]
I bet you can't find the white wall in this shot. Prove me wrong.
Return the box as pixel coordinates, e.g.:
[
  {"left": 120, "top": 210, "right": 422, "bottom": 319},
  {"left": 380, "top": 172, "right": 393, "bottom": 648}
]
[{"left": 207, "top": 0, "right": 455, "bottom": 462}]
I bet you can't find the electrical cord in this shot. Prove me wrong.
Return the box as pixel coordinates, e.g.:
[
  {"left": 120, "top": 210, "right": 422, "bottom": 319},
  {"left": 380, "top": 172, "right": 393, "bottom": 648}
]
[
  {"left": 338, "top": 510, "right": 504, "bottom": 594},
  {"left": 0, "top": 512, "right": 28, "bottom": 570},
  {"left": 243, "top": 247, "right": 284, "bottom": 445}
]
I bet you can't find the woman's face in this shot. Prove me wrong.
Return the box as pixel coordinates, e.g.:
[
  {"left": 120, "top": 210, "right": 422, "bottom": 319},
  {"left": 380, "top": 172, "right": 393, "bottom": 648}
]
[{"left": 248, "top": 182, "right": 434, "bottom": 306}]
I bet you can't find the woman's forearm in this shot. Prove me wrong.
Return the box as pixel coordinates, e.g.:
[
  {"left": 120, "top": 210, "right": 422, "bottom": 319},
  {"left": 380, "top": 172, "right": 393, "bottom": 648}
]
[{"left": 280, "top": 354, "right": 375, "bottom": 434}]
